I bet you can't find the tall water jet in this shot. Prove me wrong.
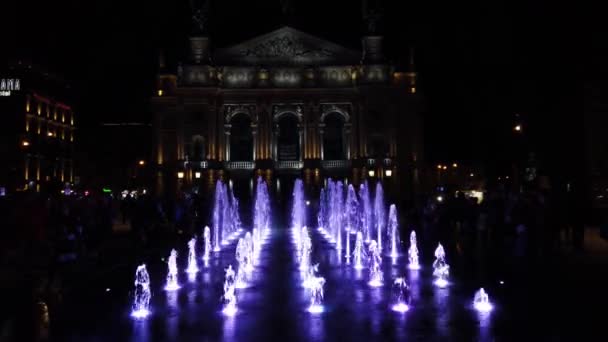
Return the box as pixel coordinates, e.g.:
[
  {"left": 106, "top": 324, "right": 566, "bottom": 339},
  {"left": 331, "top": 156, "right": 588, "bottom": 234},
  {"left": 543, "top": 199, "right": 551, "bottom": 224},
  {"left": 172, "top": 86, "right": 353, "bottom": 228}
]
[
  {"left": 367, "top": 240, "right": 383, "bottom": 287},
  {"left": 408, "top": 230, "right": 420, "bottom": 270},
  {"left": 391, "top": 277, "right": 411, "bottom": 313},
  {"left": 307, "top": 276, "right": 326, "bottom": 314},
  {"left": 229, "top": 188, "right": 243, "bottom": 240},
  {"left": 244, "top": 232, "right": 254, "bottom": 272},
  {"left": 302, "top": 263, "right": 319, "bottom": 288},
  {"left": 432, "top": 243, "right": 450, "bottom": 288},
  {"left": 164, "top": 249, "right": 180, "bottom": 291},
  {"left": 222, "top": 265, "right": 238, "bottom": 316},
  {"left": 292, "top": 179, "right": 306, "bottom": 249},
  {"left": 254, "top": 176, "right": 271, "bottom": 240},
  {"left": 221, "top": 182, "right": 233, "bottom": 245},
  {"left": 359, "top": 181, "right": 372, "bottom": 242},
  {"left": 353, "top": 231, "right": 366, "bottom": 270},
  {"left": 130, "top": 264, "right": 151, "bottom": 319},
  {"left": 186, "top": 237, "right": 199, "bottom": 274},
  {"left": 202, "top": 226, "right": 211, "bottom": 262},
  {"left": 300, "top": 226, "right": 312, "bottom": 272},
  {"left": 234, "top": 239, "right": 248, "bottom": 289},
  {"left": 334, "top": 181, "right": 344, "bottom": 251},
  {"left": 374, "top": 182, "right": 385, "bottom": 251},
  {"left": 345, "top": 184, "right": 359, "bottom": 259},
  {"left": 388, "top": 204, "right": 400, "bottom": 258},
  {"left": 213, "top": 181, "right": 224, "bottom": 252},
  {"left": 473, "top": 288, "right": 493, "bottom": 312},
  {"left": 318, "top": 188, "right": 327, "bottom": 232}
]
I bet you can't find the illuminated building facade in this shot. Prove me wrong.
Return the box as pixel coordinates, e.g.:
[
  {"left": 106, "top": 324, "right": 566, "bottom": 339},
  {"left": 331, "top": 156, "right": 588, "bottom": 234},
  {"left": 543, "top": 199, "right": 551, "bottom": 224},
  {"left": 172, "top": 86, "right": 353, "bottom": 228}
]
[
  {"left": 0, "top": 63, "right": 76, "bottom": 193},
  {"left": 152, "top": 25, "right": 424, "bottom": 196}
]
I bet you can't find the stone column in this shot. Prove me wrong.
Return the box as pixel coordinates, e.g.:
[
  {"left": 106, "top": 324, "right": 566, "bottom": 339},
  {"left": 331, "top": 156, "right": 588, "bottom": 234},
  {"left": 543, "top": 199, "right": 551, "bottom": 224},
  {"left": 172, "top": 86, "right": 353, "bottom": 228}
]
[
  {"left": 319, "top": 123, "right": 325, "bottom": 160},
  {"left": 252, "top": 123, "right": 258, "bottom": 161},
  {"left": 298, "top": 124, "right": 303, "bottom": 162},
  {"left": 272, "top": 124, "right": 278, "bottom": 161},
  {"left": 345, "top": 124, "right": 352, "bottom": 160}
]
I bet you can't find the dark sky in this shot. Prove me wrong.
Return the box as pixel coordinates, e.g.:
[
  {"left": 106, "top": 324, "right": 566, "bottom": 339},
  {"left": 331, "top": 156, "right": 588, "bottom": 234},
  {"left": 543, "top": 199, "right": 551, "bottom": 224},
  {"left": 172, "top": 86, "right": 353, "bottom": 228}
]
[{"left": 3, "top": 0, "right": 579, "bottom": 171}]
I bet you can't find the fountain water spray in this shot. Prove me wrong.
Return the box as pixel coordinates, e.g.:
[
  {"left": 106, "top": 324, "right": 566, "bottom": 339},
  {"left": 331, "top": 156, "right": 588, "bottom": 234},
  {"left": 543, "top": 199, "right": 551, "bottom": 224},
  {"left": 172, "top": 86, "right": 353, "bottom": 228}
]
[
  {"left": 432, "top": 243, "right": 450, "bottom": 288},
  {"left": 186, "top": 237, "right": 199, "bottom": 274},
  {"left": 235, "top": 238, "right": 248, "bottom": 289},
  {"left": 244, "top": 232, "right": 254, "bottom": 272},
  {"left": 164, "top": 249, "right": 180, "bottom": 291},
  {"left": 213, "top": 181, "right": 224, "bottom": 252},
  {"left": 473, "top": 288, "right": 493, "bottom": 312},
  {"left": 359, "top": 181, "right": 372, "bottom": 242},
  {"left": 292, "top": 179, "right": 306, "bottom": 249},
  {"left": 368, "top": 240, "right": 383, "bottom": 287},
  {"left": 130, "top": 264, "right": 151, "bottom": 319},
  {"left": 202, "top": 226, "right": 211, "bottom": 262},
  {"left": 302, "top": 263, "right": 319, "bottom": 288},
  {"left": 374, "top": 182, "right": 385, "bottom": 251},
  {"left": 388, "top": 204, "right": 400, "bottom": 258},
  {"left": 408, "top": 230, "right": 420, "bottom": 270},
  {"left": 222, "top": 265, "right": 238, "bottom": 316},
  {"left": 353, "top": 231, "right": 367, "bottom": 270},
  {"left": 308, "top": 276, "right": 326, "bottom": 314},
  {"left": 334, "top": 181, "right": 344, "bottom": 251},
  {"left": 345, "top": 184, "right": 359, "bottom": 259},
  {"left": 391, "top": 277, "right": 411, "bottom": 313},
  {"left": 299, "top": 227, "right": 312, "bottom": 272}
]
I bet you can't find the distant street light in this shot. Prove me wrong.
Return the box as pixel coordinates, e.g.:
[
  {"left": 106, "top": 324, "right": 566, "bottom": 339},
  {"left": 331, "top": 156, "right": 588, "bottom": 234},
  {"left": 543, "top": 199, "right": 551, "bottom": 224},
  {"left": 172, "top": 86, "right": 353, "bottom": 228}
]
[
  {"left": 138, "top": 160, "right": 145, "bottom": 166},
  {"left": 177, "top": 171, "right": 184, "bottom": 179},
  {"left": 368, "top": 169, "right": 375, "bottom": 177},
  {"left": 514, "top": 124, "right": 522, "bottom": 132},
  {"left": 385, "top": 169, "right": 393, "bottom": 177},
  {"left": 452, "top": 163, "right": 458, "bottom": 168},
  {"left": 22, "top": 140, "right": 30, "bottom": 147},
  {"left": 442, "top": 165, "right": 447, "bottom": 170},
  {"left": 437, "top": 164, "right": 442, "bottom": 170}
]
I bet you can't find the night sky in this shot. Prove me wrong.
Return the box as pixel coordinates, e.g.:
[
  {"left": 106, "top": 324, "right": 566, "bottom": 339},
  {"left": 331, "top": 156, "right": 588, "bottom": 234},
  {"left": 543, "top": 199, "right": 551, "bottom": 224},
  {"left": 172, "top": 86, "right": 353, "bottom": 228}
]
[{"left": 3, "top": 0, "right": 581, "bottom": 175}]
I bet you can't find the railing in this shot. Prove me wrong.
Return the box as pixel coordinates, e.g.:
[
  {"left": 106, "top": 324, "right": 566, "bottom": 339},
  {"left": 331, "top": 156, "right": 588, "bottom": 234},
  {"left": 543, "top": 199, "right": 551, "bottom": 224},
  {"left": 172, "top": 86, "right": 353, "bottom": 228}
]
[
  {"left": 224, "top": 161, "right": 255, "bottom": 170},
  {"left": 321, "top": 160, "right": 352, "bottom": 169},
  {"left": 276, "top": 160, "right": 303, "bottom": 169}
]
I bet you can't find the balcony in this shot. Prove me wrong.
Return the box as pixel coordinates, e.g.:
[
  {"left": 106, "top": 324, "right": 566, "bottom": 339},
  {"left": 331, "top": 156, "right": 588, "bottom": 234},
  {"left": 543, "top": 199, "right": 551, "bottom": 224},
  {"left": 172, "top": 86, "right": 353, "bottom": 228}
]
[
  {"left": 321, "top": 160, "right": 351, "bottom": 169},
  {"left": 276, "top": 160, "right": 303, "bottom": 170},
  {"left": 224, "top": 161, "right": 255, "bottom": 170}
]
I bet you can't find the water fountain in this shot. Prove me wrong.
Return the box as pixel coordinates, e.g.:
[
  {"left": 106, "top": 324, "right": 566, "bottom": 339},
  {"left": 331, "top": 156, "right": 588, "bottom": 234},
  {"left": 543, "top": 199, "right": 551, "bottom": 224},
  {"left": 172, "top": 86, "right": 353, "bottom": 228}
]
[
  {"left": 229, "top": 187, "right": 243, "bottom": 241},
  {"left": 302, "top": 263, "right": 319, "bottom": 288},
  {"left": 221, "top": 182, "right": 233, "bottom": 246},
  {"left": 222, "top": 265, "right": 238, "bottom": 316},
  {"left": 332, "top": 181, "right": 344, "bottom": 251},
  {"left": 244, "top": 232, "right": 254, "bottom": 272},
  {"left": 308, "top": 276, "right": 326, "bottom": 314},
  {"left": 300, "top": 226, "right": 312, "bottom": 272},
  {"left": 473, "top": 288, "right": 493, "bottom": 312},
  {"left": 432, "top": 243, "right": 450, "bottom": 288},
  {"left": 345, "top": 184, "right": 359, "bottom": 260},
  {"left": 186, "top": 237, "right": 199, "bottom": 274},
  {"left": 374, "top": 182, "right": 385, "bottom": 251},
  {"left": 391, "top": 277, "right": 411, "bottom": 313},
  {"left": 202, "top": 226, "right": 211, "bottom": 262},
  {"left": 130, "top": 264, "right": 151, "bottom": 319},
  {"left": 164, "top": 249, "right": 180, "bottom": 291},
  {"left": 388, "top": 204, "right": 400, "bottom": 258},
  {"left": 254, "top": 176, "right": 271, "bottom": 243},
  {"left": 359, "top": 181, "right": 372, "bottom": 242},
  {"left": 213, "top": 181, "right": 224, "bottom": 252},
  {"left": 408, "top": 230, "right": 420, "bottom": 270},
  {"left": 367, "top": 240, "right": 383, "bottom": 287},
  {"left": 292, "top": 179, "right": 306, "bottom": 249},
  {"left": 235, "top": 238, "right": 248, "bottom": 289},
  {"left": 353, "top": 231, "right": 367, "bottom": 270}
]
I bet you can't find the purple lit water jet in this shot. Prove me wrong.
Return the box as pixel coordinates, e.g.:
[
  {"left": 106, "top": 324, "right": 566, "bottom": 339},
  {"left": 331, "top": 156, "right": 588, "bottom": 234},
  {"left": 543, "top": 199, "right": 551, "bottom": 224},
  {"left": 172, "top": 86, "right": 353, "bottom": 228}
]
[
  {"left": 222, "top": 265, "right": 238, "bottom": 316},
  {"left": 374, "top": 182, "right": 385, "bottom": 251},
  {"left": 388, "top": 204, "right": 400, "bottom": 258},
  {"left": 164, "top": 249, "right": 180, "bottom": 291},
  {"left": 345, "top": 184, "right": 359, "bottom": 259},
  {"left": 353, "top": 231, "right": 366, "bottom": 270},
  {"left": 391, "top": 277, "right": 411, "bottom": 313},
  {"left": 202, "top": 226, "right": 211, "bottom": 262},
  {"left": 359, "top": 181, "right": 372, "bottom": 242},
  {"left": 473, "top": 288, "right": 493, "bottom": 312},
  {"left": 308, "top": 275, "right": 326, "bottom": 314},
  {"left": 367, "top": 240, "right": 383, "bottom": 287},
  {"left": 408, "top": 230, "right": 420, "bottom": 270},
  {"left": 130, "top": 264, "right": 151, "bottom": 319},
  {"left": 186, "top": 237, "right": 199, "bottom": 274},
  {"left": 432, "top": 243, "right": 450, "bottom": 288}
]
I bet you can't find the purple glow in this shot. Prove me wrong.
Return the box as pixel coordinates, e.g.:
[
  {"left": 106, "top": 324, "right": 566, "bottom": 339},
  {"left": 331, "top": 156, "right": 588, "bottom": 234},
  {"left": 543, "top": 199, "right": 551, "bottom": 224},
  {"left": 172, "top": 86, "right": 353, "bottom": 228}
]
[
  {"left": 391, "top": 303, "right": 410, "bottom": 313},
  {"left": 130, "top": 308, "right": 150, "bottom": 319},
  {"left": 374, "top": 182, "right": 385, "bottom": 251},
  {"left": 434, "top": 278, "right": 449, "bottom": 288},
  {"left": 408, "top": 230, "right": 420, "bottom": 270},
  {"left": 186, "top": 238, "right": 199, "bottom": 274},
  {"left": 222, "top": 305, "right": 238, "bottom": 317},
  {"left": 164, "top": 249, "right": 180, "bottom": 291},
  {"left": 131, "top": 264, "right": 151, "bottom": 319},
  {"left": 388, "top": 204, "right": 400, "bottom": 258},
  {"left": 473, "top": 288, "right": 493, "bottom": 312},
  {"left": 308, "top": 304, "right": 324, "bottom": 314}
]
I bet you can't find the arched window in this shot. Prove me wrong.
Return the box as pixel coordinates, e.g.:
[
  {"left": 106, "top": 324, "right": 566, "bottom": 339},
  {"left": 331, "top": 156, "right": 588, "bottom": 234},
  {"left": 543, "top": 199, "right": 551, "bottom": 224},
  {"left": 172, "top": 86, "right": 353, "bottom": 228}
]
[
  {"left": 277, "top": 114, "right": 299, "bottom": 161},
  {"left": 229, "top": 113, "right": 253, "bottom": 161},
  {"left": 323, "top": 112, "right": 345, "bottom": 160}
]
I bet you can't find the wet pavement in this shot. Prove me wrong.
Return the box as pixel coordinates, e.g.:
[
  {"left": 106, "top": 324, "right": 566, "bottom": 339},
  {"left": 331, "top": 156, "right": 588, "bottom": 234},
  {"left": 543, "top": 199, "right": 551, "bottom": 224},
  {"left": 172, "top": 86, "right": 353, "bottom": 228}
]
[{"left": 52, "top": 209, "right": 608, "bottom": 341}]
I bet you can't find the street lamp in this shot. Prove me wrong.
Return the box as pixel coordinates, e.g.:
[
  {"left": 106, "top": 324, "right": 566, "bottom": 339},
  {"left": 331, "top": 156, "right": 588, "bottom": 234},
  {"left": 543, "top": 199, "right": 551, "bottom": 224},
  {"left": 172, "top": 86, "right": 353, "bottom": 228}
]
[
  {"left": 195, "top": 172, "right": 201, "bottom": 179},
  {"left": 368, "top": 169, "right": 375, "bottom": 177},
  {"left": 385, "top": 169, "right": 393, "bottom": 177},
  {"left": 177, "top": 171, "right": 184, "bottom": 179},
  {"left": 452, "top": 163, "right": 458, "bottom": 168},
  {"left": 514, "top": 124, "right": 522, "bottom": 132},
  {"left": 22, "top": 140, "right": 30, "bottom": 147},
  {"left": 138, "top": 160, "right": 145, "bottom": 166}
]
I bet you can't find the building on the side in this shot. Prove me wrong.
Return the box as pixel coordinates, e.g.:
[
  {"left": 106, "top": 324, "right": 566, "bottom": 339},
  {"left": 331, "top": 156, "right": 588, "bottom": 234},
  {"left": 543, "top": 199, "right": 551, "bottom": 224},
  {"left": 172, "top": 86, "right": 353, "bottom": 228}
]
[
  {"left": 0, "top": 62, "right": 76, "bottom": 194},
  {"left": 152, "top": 18, "right": 424, "bottom": 200}
]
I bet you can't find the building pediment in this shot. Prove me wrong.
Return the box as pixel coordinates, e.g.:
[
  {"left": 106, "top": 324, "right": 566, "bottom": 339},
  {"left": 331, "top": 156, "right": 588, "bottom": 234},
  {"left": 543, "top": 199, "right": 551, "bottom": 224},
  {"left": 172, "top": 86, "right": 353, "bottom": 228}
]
[{"left": 214, "top": 26, "right": 361, "bottom": 66}]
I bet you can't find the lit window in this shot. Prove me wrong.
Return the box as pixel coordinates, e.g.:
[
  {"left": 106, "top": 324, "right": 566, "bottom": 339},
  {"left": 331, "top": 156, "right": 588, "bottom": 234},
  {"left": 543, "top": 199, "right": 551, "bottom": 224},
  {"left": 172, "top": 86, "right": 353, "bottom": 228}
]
[
  {"left": 177, "top": 171, "right": 184, "bottom": 179},
  {"left": 195, "top": 172, "right": 201, "bottom": 179},
  {"left": 157, "top": 89, "right": 163, "bottom": 96}
]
